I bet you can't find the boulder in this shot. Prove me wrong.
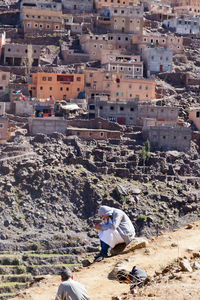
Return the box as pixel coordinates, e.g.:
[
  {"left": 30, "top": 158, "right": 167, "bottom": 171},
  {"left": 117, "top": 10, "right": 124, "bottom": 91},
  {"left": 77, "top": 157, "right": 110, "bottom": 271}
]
[
  {"left": 179, "top": 259, "right": 192, "bottom": 272},
  {"left": 123, "top": 237, "right": 148, "bottom": 253},
  {"left": 108, "top": 261, "right": 129, "bottom": 280}
]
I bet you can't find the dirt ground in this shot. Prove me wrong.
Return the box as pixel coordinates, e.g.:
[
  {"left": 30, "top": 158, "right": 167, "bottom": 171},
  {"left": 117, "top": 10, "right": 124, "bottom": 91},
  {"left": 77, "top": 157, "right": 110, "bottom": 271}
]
[{"left": 12, "top": 221, "right": 200, "bottom": 300}]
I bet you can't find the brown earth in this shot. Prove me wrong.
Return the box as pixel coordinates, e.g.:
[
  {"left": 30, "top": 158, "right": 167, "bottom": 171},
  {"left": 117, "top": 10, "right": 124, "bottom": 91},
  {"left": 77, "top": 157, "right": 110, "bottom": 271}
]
[{"left": 11, "top": 221, "right": 200, "bottom": 300}]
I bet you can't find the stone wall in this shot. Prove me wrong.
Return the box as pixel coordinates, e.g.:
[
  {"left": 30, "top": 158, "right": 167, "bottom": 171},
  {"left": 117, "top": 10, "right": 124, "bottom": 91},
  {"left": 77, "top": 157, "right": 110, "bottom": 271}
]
[
  {"left": 66, "top": 117, "right": 123, "bottom": 131},
  {"left": 29, "top": 118, "right": 67, "bottom": 135}
]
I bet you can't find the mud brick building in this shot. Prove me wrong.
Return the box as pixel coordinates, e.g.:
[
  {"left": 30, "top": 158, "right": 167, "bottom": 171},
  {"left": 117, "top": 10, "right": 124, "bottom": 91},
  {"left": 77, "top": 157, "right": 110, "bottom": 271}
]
[
  {"left": 189, "top": 108, "right": 200, "bottom": 131},
  {"left": 85, "top": 68, "right": 156, "bottom": 102},
  {"left": 20, "top": 0, "right": 64, "bottom": 33},
  {"left": 0, "top": 116, "right": 9, "bottom": 143},
  {"left": 4, "top": 43, "right": 42, "bottom": 66},
  {"left": 102, "top": 53, "right": 143, "bottom": 78},
  {"left": 62, "top": 0, "right": 93, "bottom": 12},
  {"left": 94, "top": 0, "right": 136, "bottom": 10},
  {"left": 29, "top": 72, "right": 85, "bottom": 101},
  {"left": 89, "top": 98, "right": 178, "bottom": 125},
  {"left": 147, "top": 125, "right": 191, "bottom": 152},
  {"left": 139, "top": 34, "right": 184, "bottom": 54},
  {"left": 0, "top": 71, "right": 10, "bottom": 95}
]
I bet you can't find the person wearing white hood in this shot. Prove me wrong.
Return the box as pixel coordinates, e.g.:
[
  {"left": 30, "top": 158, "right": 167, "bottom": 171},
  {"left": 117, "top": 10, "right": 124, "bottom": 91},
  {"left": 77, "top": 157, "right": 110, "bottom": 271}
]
[{"left": 93, "top": 205, "right": 135, "bottom": 262}]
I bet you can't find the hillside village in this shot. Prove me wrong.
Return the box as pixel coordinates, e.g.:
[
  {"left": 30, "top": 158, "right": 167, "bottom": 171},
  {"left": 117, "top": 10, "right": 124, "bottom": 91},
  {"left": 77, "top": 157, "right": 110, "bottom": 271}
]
[{"left": 0, "top": 0, "right": 200, "bottom": 299}]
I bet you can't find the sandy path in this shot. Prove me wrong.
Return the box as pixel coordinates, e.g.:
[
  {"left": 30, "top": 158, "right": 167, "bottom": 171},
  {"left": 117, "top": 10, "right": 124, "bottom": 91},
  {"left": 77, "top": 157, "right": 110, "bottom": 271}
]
[{"left": 12, "top": 221, "right": 200, "bottom": 300}]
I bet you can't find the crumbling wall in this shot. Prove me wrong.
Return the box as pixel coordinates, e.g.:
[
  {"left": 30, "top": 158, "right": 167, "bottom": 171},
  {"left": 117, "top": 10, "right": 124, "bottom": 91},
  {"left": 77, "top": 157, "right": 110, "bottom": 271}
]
[{"left": 67, "top": 117, "right": 123, "bottom": 131}]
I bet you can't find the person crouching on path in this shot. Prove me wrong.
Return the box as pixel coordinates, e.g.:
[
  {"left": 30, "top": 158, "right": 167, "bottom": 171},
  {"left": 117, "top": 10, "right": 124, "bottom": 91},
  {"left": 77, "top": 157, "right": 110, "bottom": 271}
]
[
  {"left": 93, "top": 205, "right": 135, "bottom": 262},
  {"left": 55, "top": 268, "right": 90, "bottom": 300}
]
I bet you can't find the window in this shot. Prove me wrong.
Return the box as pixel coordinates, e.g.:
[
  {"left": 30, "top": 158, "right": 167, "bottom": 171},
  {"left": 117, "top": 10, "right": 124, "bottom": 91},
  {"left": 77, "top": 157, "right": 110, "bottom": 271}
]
[
  {"left": 48, "top": 77, "right": 52, "bottom": 81},
  {"left": 196, "top": 111, "right": 200, "bottom": 118},
  {"left": 184, "top": 136, "right": 187, "bottom": 140},
  {"left": 60, "top": 87, "right": 63, "bottom": 91},
  {"left": 146, "top": 94, "right": 148, "bottom": 97},
  {"left": 130, "top": 94, "right": 132, "bottom": 97},
  {"left": 100, "top": 106, "right": 103, "bottom": 110},
  {"left": 130, "top": 107, "right": 134, "bottom": 111},
  {"left": 40, "top": 86, "right": 43, "bottom": 90},
  {"left": 120, "top": 107, "right": 124, "bottom": 111},
  {"left": 7, "top": 48, "right": 11, "bottom": 52},
  {"left": 118, "top": 37, "right": 121, "bottom": 40},
  {"left": 151, "top": 56, "right": 154, "bottom": 60},
  {"left": 27, "top": 23, "right": 30, "bottom": 27},
  {"left": 39, "top": 24, "right": 43, "bottom": 28},
  {"left": 2, "top": 75, "right": 6, "bottom": 80},
  {"left": 99, "top": 44, "right": 103, "bottom": 48},
  {"left": 100, "top": 132, "right": 104, "bottom": 137},
  {"left": 0, "top": 124, "right": 3, "bottom": 128},
  {"left": 34, "top": 50, "right": 37, "bottom": 53},
  {"left": 129, "top": 84, "right": 132, "bottom": 88},
  {"left": 34, "top": 24, "right": 38, "bottom": 27},
  {"left": 110, "top": 106, "right": 114, "bottom": 110},
  {"left": 49, "top": 87, "right": 52, "bottom": 91},
  {"left": 139, "top": 85, "right": 142, "bottom": 89},
  {"left": 163, "top": 136, "right": 166, "bottom": 139},
  {"left": 66, "top": 87, "right": 69, "bottom": 91},
  {"left": 42, "top": 77, "right": 46, "bottom": 81},
  {"left": 116, "top": 92, "right": 119, "bottom": 96},
  {"left": 77, "top": 77, "right": 81, "bottom": 81},
  {"left": 25, "top": 49, "right": 28, "bottom": 53},
  {"left": 166, "top": 57, "right": 168, "bottom": 61},
  {"left": 174, "top": 136, "right": 176, "bottom": 139},
  {"left": 145, "top": 86, "right": 148, "bottom": 90},
  {"left": 77, "top": 88, "right": 80, "bottom": 91},
  {"left": 89, "top": 73, "right": 93, "bottom": 77}
]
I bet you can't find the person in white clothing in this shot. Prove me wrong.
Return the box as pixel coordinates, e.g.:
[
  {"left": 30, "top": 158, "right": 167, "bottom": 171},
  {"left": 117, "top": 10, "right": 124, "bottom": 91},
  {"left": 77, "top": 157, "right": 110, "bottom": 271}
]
[{"left": 93, "top": 205, "right": 135, "bottom": 262}]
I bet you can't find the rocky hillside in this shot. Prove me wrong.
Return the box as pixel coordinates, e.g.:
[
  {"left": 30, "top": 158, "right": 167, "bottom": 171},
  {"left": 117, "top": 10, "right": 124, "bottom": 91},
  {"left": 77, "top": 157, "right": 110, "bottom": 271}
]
[{"left": 0, "top": 130, "right": 199, "bottom": 254}]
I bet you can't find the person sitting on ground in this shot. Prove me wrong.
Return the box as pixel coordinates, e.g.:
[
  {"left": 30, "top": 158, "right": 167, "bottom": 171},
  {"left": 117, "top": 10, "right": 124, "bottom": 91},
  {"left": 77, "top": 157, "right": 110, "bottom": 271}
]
[
  {"left": 55, "top": 267, "right": 90, "bottom": 300},
  {"left": 117, "top": 266, "right": 147, "bottom": 294},
  {"left": 93, "top": 205, "right": 135, "bottom": 262}
]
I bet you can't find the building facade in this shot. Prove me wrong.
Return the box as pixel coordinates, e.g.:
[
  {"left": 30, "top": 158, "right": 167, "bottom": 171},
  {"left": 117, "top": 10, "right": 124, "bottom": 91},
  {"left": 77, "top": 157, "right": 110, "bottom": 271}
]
[
  {"left": 147, "top": 125, "right": 191, "bottom": 151},
  {"left": 4, "top": 43, "right": 42, "bottom": 66},
  {"left": 0, "top": 71, "right": 10, "bottom": 95},
  {"left": 189, "top": 108, "right": 200, "bottom": 131},
  {"left": 85, "top": 68, "right": 156, "bottom": 101},
  {"left": 140, "top": 34, "right": 184, "bottom": 54},
  {"left": 20, "top": 0, "right": 63, "bottom": 33},
  {"left": 163, "top": 17, "right": 200, "bottom": 34},
  {"left": 102, "top": 53, "right": 143, "bottom": 78},
  {"left": 62, "top": 0, "right": 93, "bottom": 11},
  {"left": 142, "top": 46, "right": 173, "bottom": 74},
  {"left": 29, "top": 72, "right": 85, "bottom": 101}
]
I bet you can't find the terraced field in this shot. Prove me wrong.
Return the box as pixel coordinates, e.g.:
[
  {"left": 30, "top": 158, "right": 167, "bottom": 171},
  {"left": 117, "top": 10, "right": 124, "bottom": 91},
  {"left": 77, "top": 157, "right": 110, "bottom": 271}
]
[{"left": 0, "top": 252, "right": 80, "bottom": 299}]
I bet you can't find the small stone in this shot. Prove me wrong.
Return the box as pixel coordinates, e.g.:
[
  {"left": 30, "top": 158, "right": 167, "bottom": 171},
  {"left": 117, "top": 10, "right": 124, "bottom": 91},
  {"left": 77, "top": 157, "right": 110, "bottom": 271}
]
[
  {"left": 193, "top": 261, "right": 200, "bottom": 270},
  {"left": 179, "top": 259, "right": 193, "bottom": 272},
  {"left": 186, "top": 224, "right": 193, "bottom": 229},
  {"left": 171, "top": 242, "right": 178, "bottom": 247}
]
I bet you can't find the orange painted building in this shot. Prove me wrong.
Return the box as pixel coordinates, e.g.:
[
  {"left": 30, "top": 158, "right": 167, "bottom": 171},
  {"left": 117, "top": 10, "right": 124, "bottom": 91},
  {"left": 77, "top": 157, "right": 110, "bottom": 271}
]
[{"left": 29, "top": 72, "right": 85, "bottom": 101}]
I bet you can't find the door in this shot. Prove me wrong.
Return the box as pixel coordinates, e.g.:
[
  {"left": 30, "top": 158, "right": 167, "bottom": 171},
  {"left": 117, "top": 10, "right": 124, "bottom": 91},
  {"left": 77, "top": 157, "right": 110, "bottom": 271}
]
[
  {"left": 160, "top": 65, "right": 163, "bottom": 72},
  {"left": 117, "top": 117, "right": 126, "bottom": 125}
]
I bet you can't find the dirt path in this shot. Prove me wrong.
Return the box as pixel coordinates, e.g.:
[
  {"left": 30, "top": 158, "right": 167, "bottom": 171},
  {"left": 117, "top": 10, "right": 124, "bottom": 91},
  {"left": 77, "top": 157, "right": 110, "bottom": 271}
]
[{"left": 12, "top": 221, "right": 200, "bottom": 300}]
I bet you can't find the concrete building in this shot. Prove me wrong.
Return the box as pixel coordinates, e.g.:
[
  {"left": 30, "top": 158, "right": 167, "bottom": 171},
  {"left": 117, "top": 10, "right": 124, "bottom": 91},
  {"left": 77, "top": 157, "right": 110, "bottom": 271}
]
[
  {"left": 29, "top": 72, "right": 85, "bottom": 101},
  {"left": 142, "top": 46, "right": 173, "bottom": 75},
  {"left": 163, "top": 16, "right": 200, "bottom": 34},
  {"left": 89, "top": 98, "right": 179, "bottom": 125},
  {"left": 29, "top": 117, "right": 67, "bottom": 134},
  {"left": 4, "top": 43, "right": 42, "bottom": 66},
  {"left": 20, "top": 0, "right": 64, "bottom": 33},
  {"left": 62, "top": 0, "right": 93, "bottom": 12},
  {"left": 0, "top": 71, "right": 10, "bottom": 95},
  {"left": 85, "top": 68, "right": 156, "bottom": 101},
  {"left": 140, "top": 33, "right": 184, "bottom": 54},
  {"left": 189, "top": 107, "right": 200, "bottom": 130},
  {"left": 102, "top": 53, "right": 143, "bottom": 78},
  {"left": 147, "top": 125, "right": 191, "bottom": 151}
]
